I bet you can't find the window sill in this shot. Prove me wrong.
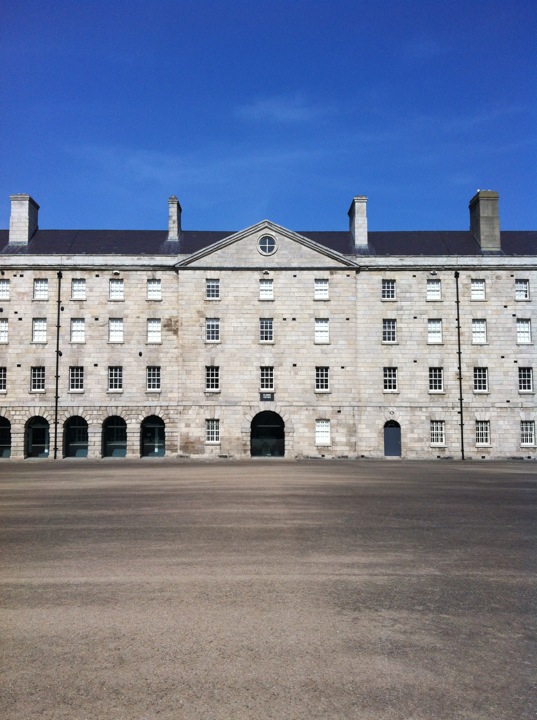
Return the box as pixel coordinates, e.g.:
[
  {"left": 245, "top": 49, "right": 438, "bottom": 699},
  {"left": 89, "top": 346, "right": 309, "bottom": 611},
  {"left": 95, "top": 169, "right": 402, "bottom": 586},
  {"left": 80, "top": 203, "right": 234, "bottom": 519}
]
[
  {"left": 29, "top": 390, "right": 46, "bottom": 394},
  {"left": 427, "top": 341, "right": 443, "bottom": 345},
  {"left": 381, "top": 298, "right": 397, "bottom": 302},
  {"left": 205, "top": 298, "right": 220, "bottom": 302},
  {"left": 515, "top": 298, "right": 530, "bottom": 302},
  {"left": 32, "top": 298, "right": 49, "bottom": 302},
  {"left": 519, "top": 391, "right": 535, "bottom": 395},
  {"left": 205, "top": 390, "right": 221, "bottom": 395},
  {"left": 430, "top": 443, "right": 446, "bottom": 447},
  {"left": 108, "top": 341, "right": 124, "bottom": 345},
  {"left": 259, "top": 298, "right": 274, "bottom": 302},
  {"left": 382, "top": 341, "right": 398, "bottom": 345},
  {"left": 314, "top": 298, "right": 330, "bottom": 302},
  {"left": 68, "top": 390, "right": 84, "bottom": 394},
  {"left": 316, "top": 444, "right": 332, "bottom": 448},
  {"left": 259, "top": 341, "right": 275, "bottom": 345},
  {"left": 383, "top": 390, "right": 399, "bottom": 394},
  {"left": 205, "top": 340, "right": 221, "bottom": 344},
  {"left": 70, "top": 341, "right": 86, "bottom": 345},
  {"left": 472, "top": 342, "right": 488, "bottom": 346},
  {"left": 470, "top": 299, "right": 487, "bottom": 302},
  {"left": 473, "top": 390, "right": 490, "bottom": 394},
  {"left": 146, "top": 341, "right": 162, "bottom": 346},
  {"left": 315, "top": 390, "right": 331, "bottom": 394},
  {"left": 108, "top": 299, "right": 125, "bottom": 302},
  {"left": 314, "top": 342, "right": 330, "bottom": 346},
  {"left": 205, "top": 442, "right": 220, "bottom": 446},
  {"left": 71, "top": 298, "right": 87, "bottom": 302},
  {"left": 107, "top": 390, "right": 123, "bottom": 394},
  {"left": 516, "top": 342, "right": 533, "bottom": 346},
  {"left": 30, "top": 341, "right": 47, "bottom": 345},
  {"left": 521, "top": 444, "right": 536, "bottom": 448},
  {"left": 147, "top": 298, "right": 162, "bottom": 302},
  {"left": 146, "top": 389, "right": 162, "bottom": 393},
  {"left": 476, "top": 443, "right": 491, "bottom": 448},
  {"left": 426, "top": 298, "right": 443, "bottom": 302},
  {"left": 428, "top": 391, "right": 445, "bottom": 394}
]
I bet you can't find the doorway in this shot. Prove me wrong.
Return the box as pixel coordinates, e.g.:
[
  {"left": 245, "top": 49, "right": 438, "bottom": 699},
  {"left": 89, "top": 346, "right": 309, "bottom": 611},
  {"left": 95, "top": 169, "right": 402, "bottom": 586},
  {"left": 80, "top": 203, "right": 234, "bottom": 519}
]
[
  {"left": 141, "top": 416, "right": 165, "bottom": 457},
  {"left": 251, "top": 411, "right": 285, "bottom": 457},
  {"left": 384, "top": 420, "right": 401, "bottom": 457},
  {"left": 26, "top": 417, "right": 50, "bottom": 458},
  {"left": 102, "top": 416, "right": 127, "bottom": 457},
  {"left": 64, "top": 416, "right": 88, "bottom": 457}
]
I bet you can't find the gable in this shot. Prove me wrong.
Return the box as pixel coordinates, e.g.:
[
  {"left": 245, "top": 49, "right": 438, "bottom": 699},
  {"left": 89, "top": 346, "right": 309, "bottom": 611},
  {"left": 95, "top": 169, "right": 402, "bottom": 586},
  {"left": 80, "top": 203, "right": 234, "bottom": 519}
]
[{"left": 176, "top": 221, "right": 355, "bottom": 268}]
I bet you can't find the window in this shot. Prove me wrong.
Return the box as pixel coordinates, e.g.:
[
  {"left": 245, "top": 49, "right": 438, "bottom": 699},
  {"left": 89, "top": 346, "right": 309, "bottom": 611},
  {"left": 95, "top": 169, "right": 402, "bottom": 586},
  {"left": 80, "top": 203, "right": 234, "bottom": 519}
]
[
  {"left": 381, "top": 279, "right": 396, "bottom": 300},
  {"left": 205, "top": 418, "right": 220, "bottom": 443},
  {"left": 382, "top": 319, "right": 397, "bottom": 343},
  {"left": 108, "top": 366, "right": 123, "bottom": 391},
  {"left": 471, "top": 279, "right": 486, "bottom": 300},
  {"left": 71, "top": 278, "right": 86, "bottom": 300},
  {"left": 205, "top": 279, "right": 220, "bottom": 299},
  {"left": 258, "top": 236, "right": 276, "bottom": 255},
  {"left": 521, "top": 421, "right": 535, "bottom": 446},
  {"left": 383, "top": 367, "right": 398, "bottom": 392},
  {"left": 315, "top": 419, "right": 331, "bottom": 446},
  {"left": 259, "top": 279, "right": 273, "bottom": 300},
  {"left": 472, "top": 319, "right": 487, "bottom": 344},
  {"left": 147, "top": 366, "right": 161, "bottom": 391},
  {"left": 430, "top": 420, "right": 445, "bottom": 445},
  {"left": 259, "top": 318, "right": 273, "bottom": 342},
  {"left": 70, "top": 318, "right": 85, "bottom": 343},
  {"left": 426, "top": 278, "right": 441, "bottom": 300},
  {"left": 473, "top": 367, "right": 489, "bottom": 392},
  {"left": 515, "top": 279, "right": 530, "bottom": 301},
  {"left": 475, "top": 420, "right": 490, "bottom": 445},
  {"left": 109, "top": 279, "right": 124, "bottom": 301},
  {"left": 109, "top": 318, "right": 124, "bottom": 343},
  {"left": 427, "top": 319, "right": 442, "bottom": 344},
  {"left": 147, "top": 318, "right": 162, "bottom": 343},
  {"left": 516, "top": 319, "right": 532, "bottom": 344},
  {"left": 314, "top": 318, "right": 329, "bottom": 344},
  {"left": 0, "top": 279, "right": 10, "bottom": 300},
  {"left": 260, "top": 366, "right": 274, "bottom": 391},
  {"left": 69, "top": 366, "right": 84, "bottom": 392},
  {"left": 205, "top": 318, "right": 220, "bottom": 342},
  {"left": 429, "top": 367, "right": 444, "bottom": 392},
  {"left": 147, "top": 279, "right": 162, "bottom": 300},
  {"left": 0, "top": 319, "right": 7, "bottom": 344},
  {"left": 30, "top": 366, "right": 45, "bottom": 392},
  {"left": 315, "top": 366, "right": 329, "bottom": 392},
  {"left": 518, "top": 367, "right": 533, "bottom": 392},
  {"left": 33, "top": 279, "right": 48, "bottom": 300},
  {"left": 205, "top": 366, "right": 220, "bottom": 391},
  {"left": 314, "top": 278, "right": 329, "bottom": 300},
  {"left": 32, "top": 318, "right": 47, "bottom": 343},
  {"left": 0, "top": 367, "right": 5, "bottom": 392}
]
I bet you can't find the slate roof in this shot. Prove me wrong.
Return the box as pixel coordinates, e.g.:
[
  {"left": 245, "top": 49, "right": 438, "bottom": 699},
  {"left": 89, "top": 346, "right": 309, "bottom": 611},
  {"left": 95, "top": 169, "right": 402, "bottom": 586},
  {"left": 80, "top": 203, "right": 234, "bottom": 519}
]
[{"left": 0, "top": 228, "right": 535, "bottom": 257}]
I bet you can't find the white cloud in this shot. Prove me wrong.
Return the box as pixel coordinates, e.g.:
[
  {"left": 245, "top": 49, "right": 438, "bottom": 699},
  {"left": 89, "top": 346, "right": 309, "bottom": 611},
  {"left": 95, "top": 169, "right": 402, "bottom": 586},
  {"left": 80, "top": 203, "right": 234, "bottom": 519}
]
[{"left": 236, "top": 93, "right": 336, "bottom": 124}]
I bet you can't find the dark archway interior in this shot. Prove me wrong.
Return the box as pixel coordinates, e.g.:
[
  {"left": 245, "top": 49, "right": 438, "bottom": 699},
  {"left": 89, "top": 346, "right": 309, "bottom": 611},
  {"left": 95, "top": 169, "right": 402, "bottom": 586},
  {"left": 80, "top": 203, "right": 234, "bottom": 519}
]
[{"left": 251, "top": 411, "right": 285, "bottom": 457}]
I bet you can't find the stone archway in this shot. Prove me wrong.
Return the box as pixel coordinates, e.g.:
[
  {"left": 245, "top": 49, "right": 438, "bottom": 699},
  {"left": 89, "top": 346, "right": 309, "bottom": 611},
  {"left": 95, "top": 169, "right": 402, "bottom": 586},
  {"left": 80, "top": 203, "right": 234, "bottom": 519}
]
[{"left": 251, "top": 411, "right": 285, "bottom": 457}]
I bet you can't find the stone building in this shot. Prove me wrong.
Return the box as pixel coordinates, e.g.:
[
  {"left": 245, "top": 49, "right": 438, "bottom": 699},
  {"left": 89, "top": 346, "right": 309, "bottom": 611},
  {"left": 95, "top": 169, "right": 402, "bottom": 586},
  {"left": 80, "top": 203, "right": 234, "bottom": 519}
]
[{"left": 0, "top": 190, "right": 535, "bottom": 460}]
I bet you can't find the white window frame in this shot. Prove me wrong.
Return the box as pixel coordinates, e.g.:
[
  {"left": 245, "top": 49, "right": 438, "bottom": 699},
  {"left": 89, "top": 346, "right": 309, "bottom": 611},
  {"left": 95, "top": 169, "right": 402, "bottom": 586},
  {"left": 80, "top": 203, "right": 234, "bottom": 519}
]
[
  {"left": 259, "top": 279, "right": 274, "bottom": 300},
  {"left": 381, "top": 279, "right": 396, "bottom": 300},
  {"left": 315, "top": 366, "right": 329, "bottom": 393},
  {"left": 0, "top": 367, "right": 6, "bottom": 392},
  {"left": 314, "top": 278, "right": 329, "bottom": 300},
  {"left": 516, "top": 319, "right": 532, "bottom": 344},
  {"left": 69, "top": 366, "right": 84, "bottom": 392},
  {"left": 426, "top": 278, "right": 442, "bottom": 301},
  {"left": 146, "top": 366, "right": 161, "bottom": 391},
  {"left": 518, "top": 367, "right": 533, "bottom": 393},
  {"left": 30, "top": 366, "right": 45, "bottom": 392},
  {"left": 471, "top": 279, "right": 486, "bottom": 301},
  {"left": 0, "top": 279, "right": 10, "bottom": 300},
  {"left": 33, "top": 279, "right": 49, "bottom": 300},
  {"left": 259, "top": 318, "right": 273, "bottom": 343},
  {"left": 108, "top": 366, "right": 123, "bottom": 391},
  {"left": 428, "top": 367, "right": 444, "bottom": 393},
  {"left": 147, "top": 318, "right": 162, "bottom": 344},
  {"left": 515, "top": 279, "right": 530, "bottom": 301},
  {"left": 32, "top": 318, "right": 47, "bottom": 343},
  {"left": 205, "top": 418, "right": 220, "bottom": 444},
  {"left": 71, "top": 278, "right": 86, "bottom": 300},
  {"left": 315, "top": 419, "right": 331, "bottom": 446},
  {"left": 472, "top": 319, "right": 487, "bottom": 344},
  {"left": 473, "top": 367, "right": 489, "bottom": 393},
  {"left": 382, "top": 319, "right": 397, "bottom": 343},
  {"left": 260, "top": 366, "right": 274, "bottom": 391},
  {"left": 383, "top": 366, "right": 398, "bottom": 392},
  {"left": 147, "top": 279, "right": 162, "bottom": 301},
  {"left": 427, "top": 319, "right": 443, "bottom": 344},
  {"left": 109, "top": 278, "right": 124, "bottom": 301},
  {"left": 70, "top": 318, "right": 85, "bottom": 344},
  {"left": 314, "top": 318, "right": 330, "bottom": 344},
  {"left": 108, "top": 318, "right": 124, "bottom": 343},
  {"left": 0, "top": 319, "right": 8, "bottom": 344},
  {"left": 205, "top": 318, "right": 220, "bottom": 342},
  {"left": 205, "top": 366, "right": 220, "bottom": 392},
  {"left": 205, "top": 279, "right": 220, "bottom": 300},
  {"left": 520, "top": 421, "right": 535, "bottom": 446},
  {"left": 475, "top": 420, "right": 490, "bottom": 446},
  {"left": 430, "top": 420, "right": 445, "bottom": 446}
]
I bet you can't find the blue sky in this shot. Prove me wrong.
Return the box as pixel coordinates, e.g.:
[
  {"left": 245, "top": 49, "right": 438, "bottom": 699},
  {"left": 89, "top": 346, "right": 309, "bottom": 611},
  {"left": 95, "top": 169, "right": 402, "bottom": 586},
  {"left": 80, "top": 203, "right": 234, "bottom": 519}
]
[{"left": 1, "top": 0, "right": 536, "bottom": 232}]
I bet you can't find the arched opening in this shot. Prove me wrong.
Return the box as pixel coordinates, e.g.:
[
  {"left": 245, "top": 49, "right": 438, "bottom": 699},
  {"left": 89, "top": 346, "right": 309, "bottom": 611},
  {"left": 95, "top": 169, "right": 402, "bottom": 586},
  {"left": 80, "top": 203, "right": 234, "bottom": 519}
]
[
  {"left": 384, "top": 420, "right": 401, "bottom": 457},
  {"left": 251, "top": 411, "right": 285, "bottom": 457},
  {"left": 102, "top": 416, "right": 127, "bottom": 457},
  {"left": 141, "top": 416, "right": 165, "bottom": 457},
  {"left": 25, "top": 416, "right": 50, "bottom": 458},
  {"left": 0, "top": 417, "right": 11, "bottom": 458},
  {"left": 64, "top": 416, "right": 88, "bottom": 458}
]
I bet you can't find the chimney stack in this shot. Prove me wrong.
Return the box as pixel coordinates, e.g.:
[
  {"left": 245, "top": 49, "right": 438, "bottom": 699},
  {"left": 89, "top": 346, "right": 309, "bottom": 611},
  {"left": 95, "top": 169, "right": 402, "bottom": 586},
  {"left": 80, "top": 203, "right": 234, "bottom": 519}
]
[
  {"left": 469, "top": 190, "right": 500, "bottom": 252},
  {"left": 348, "top": 196, "right": 368, "bottom": 249},
  {"left": 9, "top": 194, "right": 39, "bottom": 245},
  {"left": 168, "top": 195, "right": 181, "bottom": 240}
]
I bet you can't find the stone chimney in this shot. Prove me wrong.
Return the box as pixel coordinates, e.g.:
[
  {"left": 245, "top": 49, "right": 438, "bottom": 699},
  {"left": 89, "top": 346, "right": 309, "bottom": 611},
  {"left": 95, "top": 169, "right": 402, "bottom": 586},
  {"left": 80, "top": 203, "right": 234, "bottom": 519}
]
[
  {"left": 9, "top": 194, "right": 39, "bottom": 244},
  {"left": 469, "top": 190, "right": 500, "bottom": 252},
  {"left": 348, "top": 196, "right": 368, "bottom": 249},
  {"left": 168, "top": 195, "right": 182, "bottom": 240}
]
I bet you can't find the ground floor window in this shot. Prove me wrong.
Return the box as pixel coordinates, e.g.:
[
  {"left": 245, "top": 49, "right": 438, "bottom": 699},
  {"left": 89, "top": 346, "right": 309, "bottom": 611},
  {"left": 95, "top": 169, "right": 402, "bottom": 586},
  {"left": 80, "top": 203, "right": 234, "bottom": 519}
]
[
  {"left": 430, "top": 420, "right": 445, "bottom": 445},
  {"left": 141, "top": 416, "right": 165, "bottom": 456},
  {"left": 521, "top": 421, "right": 535, "bottom": 446},
  {"left": 475, "top": 420, "right": 490, "bottom": 446},
  {"left": 205, "top": 419, "right": 220, "bottom": 444},
  {"left": 315, "top": 419, "right": 331, "bottom": 446},
  {"left": 0, "top": 417, "right": 11, "bottom": 457}
]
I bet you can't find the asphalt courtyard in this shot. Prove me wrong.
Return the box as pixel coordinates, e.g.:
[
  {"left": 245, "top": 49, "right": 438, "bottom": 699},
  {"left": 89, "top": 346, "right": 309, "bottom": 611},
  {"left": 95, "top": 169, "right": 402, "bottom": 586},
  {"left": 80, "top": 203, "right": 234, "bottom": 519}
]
[{"left": 1, "top": 460, "right": 535, "bottom": 720}]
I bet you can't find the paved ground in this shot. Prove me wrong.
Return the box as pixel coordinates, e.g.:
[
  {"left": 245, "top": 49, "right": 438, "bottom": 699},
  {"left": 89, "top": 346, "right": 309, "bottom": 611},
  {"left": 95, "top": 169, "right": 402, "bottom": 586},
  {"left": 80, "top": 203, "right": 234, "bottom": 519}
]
[{"left": 0, "top": 460, "right": 535, "bottom": 720}]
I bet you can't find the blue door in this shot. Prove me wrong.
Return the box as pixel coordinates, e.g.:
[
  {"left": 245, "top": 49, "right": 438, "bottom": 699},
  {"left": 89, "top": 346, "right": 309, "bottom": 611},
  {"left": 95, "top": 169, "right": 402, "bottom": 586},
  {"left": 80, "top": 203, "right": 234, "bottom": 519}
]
[{"left": 384, "top": 421, "right": 401, "bottom": 457}]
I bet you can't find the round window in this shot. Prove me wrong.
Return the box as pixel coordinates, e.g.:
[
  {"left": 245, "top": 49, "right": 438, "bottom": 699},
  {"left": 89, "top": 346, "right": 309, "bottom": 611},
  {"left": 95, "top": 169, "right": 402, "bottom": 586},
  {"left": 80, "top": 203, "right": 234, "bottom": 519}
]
[{"left": 258, "top": 235, "right": 277, "bottom": 255}]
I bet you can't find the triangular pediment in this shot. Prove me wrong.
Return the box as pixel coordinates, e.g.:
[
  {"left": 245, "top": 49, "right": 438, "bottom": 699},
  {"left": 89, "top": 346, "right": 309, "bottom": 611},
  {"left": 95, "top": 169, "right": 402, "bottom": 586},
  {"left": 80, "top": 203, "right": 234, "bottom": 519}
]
[{"left": 176, "top": 220, "right": 355, "bottom": 268}]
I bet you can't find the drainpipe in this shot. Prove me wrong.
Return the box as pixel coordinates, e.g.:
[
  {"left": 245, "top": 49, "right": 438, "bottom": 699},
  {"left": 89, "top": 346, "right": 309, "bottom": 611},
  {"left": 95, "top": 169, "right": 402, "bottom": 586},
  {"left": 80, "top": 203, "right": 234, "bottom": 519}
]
[
  {"left": 53, "top": 271, "right": 62, "bottom": 459},
  {"left": 454, "top": 271, "right": 465, "bottom": 460}
]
